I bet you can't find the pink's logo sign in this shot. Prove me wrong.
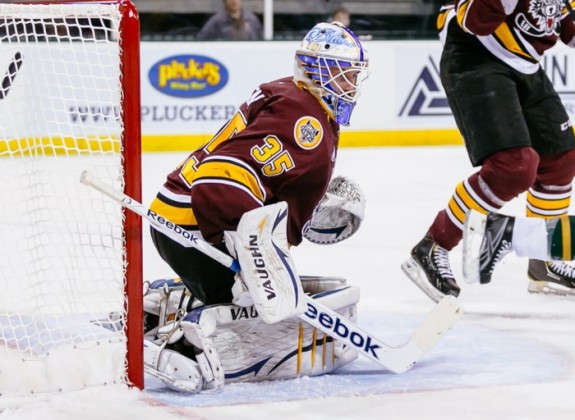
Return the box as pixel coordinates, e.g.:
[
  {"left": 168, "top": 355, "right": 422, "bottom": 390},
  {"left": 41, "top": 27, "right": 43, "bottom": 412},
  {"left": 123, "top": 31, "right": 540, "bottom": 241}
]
[{"left": 148, "top": 55, "right": 229, "bottom": 98}]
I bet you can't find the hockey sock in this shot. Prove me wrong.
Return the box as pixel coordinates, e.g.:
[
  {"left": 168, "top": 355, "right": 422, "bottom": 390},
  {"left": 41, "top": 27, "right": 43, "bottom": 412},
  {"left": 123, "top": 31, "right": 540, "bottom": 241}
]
[{"left": 547, "top": 216, "right": 575, "bottom": 261}]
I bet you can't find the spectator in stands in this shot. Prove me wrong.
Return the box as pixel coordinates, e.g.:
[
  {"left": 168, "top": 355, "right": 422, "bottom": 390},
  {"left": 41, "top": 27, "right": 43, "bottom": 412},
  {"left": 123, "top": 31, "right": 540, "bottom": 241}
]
[
  {"left": 197, "top": 0, "right": 262, "bottom": 41},
  {"left": 330, "top": 6, "right": 350, "bottom": 28}
]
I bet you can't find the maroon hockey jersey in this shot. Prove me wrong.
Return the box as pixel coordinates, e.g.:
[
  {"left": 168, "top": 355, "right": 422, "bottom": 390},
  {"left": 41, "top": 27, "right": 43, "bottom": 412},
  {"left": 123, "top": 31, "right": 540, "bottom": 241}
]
[
  {"left": 438, "top": 0, "right": 575, "bottom": 73},
  {"left": 150, "top": 77, "right": 340, "bottom": 245}
]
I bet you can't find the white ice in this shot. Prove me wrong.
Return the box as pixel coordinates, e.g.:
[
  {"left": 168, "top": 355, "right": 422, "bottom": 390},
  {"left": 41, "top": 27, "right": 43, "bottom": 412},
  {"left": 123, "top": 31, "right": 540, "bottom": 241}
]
[{"left": 2, "top": 146, "right": 575, "bottom": 420}]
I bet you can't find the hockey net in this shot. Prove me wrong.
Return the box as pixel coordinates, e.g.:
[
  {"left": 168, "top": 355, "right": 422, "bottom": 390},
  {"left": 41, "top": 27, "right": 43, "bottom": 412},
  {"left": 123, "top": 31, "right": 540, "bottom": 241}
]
[{"left": 0, "top": 0, "right": 142, "bottom": 395}]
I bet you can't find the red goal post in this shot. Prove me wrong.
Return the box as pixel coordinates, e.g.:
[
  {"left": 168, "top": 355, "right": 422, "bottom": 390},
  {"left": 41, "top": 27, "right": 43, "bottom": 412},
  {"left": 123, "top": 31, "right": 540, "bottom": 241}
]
[{"left": 0, "top": 0, "right": 143, "bottom": 394}]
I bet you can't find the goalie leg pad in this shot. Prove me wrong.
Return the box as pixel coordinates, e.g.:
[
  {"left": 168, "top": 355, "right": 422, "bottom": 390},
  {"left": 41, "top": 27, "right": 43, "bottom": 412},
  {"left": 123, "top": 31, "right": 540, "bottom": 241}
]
[
  {"left": 144, "top": 307, "right": 224, "bottom": 393},
  {"left": 144, "top": 339, "right": 203, "bottom": 393},
  {"left": 230, "top": 202, "right": 306, "bottom": 324},
  {"left": 180, "top": 311, "right": 225, "bottom": 391},
  {"left": 187, "top": 283, "right": 360, "bottom": 384}
]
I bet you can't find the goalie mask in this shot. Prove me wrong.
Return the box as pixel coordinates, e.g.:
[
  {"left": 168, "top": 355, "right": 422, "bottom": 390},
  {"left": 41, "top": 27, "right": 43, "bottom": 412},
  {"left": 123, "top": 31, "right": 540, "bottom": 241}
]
[{"left": 294, "top": 22, "right": 369, "bottom": 126}]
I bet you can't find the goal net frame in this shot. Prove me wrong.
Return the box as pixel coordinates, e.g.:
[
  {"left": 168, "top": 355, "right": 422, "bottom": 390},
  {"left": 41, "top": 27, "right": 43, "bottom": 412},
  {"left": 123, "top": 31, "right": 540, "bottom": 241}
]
[{"left": 0, "top": 0, "right": 143, "bottom": 394}]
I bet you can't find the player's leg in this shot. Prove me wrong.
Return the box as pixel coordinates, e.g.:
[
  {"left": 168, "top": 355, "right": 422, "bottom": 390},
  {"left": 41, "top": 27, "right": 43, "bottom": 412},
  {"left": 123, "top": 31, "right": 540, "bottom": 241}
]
[
  {"left": 522, "top": 71, "right": 575, "bottom": 294},
  {"left": 463, "top": 210, "right": 575, "bottom": 294},
  {"left": 402, "top": 50, "right": 536, "bottom": 302},
  {"left": 526, "top": 153, "right": 575, "bottom": 295},
  {"left": 527, "top": 213, "right": 575, "bottom": 295},
  {"left": 150, "top": 226, "right": 236, "bottom": 305},
  {"left": 143, "top": 228, "right": 235, "bottom": 392}
]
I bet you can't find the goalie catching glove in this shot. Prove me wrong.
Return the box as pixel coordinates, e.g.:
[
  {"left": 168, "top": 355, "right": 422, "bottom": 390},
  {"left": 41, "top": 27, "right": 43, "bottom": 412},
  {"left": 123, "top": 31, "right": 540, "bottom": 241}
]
[{"left": 304, "top": 175, "right": 365, "bottom": 245}]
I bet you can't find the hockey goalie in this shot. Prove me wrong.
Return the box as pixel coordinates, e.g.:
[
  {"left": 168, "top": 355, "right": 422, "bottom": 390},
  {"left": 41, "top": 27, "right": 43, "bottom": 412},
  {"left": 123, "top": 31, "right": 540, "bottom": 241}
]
[
  {"left": 143, "top": 176, "right": 365, "bottom": 392},
  {"left": 143, "top": 20, "right": 370, "bottom": 392}
]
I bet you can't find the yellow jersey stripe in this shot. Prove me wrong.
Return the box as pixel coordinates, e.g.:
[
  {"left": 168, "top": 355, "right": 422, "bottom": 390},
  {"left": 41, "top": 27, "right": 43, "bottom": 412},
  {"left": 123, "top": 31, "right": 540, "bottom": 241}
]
[
  {"left": 493, "top": 24, "right": 536, "bottom": 61},
  {"left": 193, "top": 159, "right": 265, "bottom": 202},
  {"left": 455, "top": 182, "right": 489, "bottom": 213},
  {"left": 560, "top": 215, "right": 571, "bottom": 260},
  {"left": 437, "top": 10, "right": 449, "bottom": 31},
  {"left": 150, "top": 197, "right": 198, "bottom": 226},
  {"left": 456, "top": 0, "right": 471, "bottom": 31},
  {"left": 526, "top": 194, "right": 571, "bottom": 212},
  {"left": 448, "top": 197, "right": 466, "bottom": 224}
]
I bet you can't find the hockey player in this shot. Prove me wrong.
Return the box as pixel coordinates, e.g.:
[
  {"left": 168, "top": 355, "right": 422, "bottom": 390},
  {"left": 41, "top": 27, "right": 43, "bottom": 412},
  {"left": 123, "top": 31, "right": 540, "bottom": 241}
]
[
  {"left": 144, "top": 21, "right": 369, "bottom": 392},
  {"left": 402, "top": 0, "right": 575, "bottom": 302},
  {"left": 463, "top": 209, "right": 575, "bottom": 295}
]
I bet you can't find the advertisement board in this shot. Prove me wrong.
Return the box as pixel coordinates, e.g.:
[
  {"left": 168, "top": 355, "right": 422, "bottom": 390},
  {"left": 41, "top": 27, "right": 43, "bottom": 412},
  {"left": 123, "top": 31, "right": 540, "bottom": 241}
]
[
  {"left": 2, "top": 40, "right": 574, "bottom": 151},
  {"left": 140, "top": 40, "right": 575, "bottom": 150}
]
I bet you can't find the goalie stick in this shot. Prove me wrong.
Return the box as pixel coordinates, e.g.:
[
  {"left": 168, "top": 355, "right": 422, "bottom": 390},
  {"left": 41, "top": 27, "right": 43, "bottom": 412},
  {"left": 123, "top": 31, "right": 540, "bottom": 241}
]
[{"left": 80, "top": 170, "right": 463, "bottom": 373}]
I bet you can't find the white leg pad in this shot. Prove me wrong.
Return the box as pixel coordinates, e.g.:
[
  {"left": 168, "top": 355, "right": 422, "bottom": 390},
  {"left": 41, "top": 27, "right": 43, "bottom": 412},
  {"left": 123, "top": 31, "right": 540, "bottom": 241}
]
[
  {"left": 180, "top": 314, "right": 225, "bottom": 391},
  {"left": 144, "top": 339, "right": 203, "bottom": 393},
  {"left": 231, "top": 202, "right": 306, "bottom": 324},
  {"left": 187, "top": 283, "right": 360, "bottom": 384}
]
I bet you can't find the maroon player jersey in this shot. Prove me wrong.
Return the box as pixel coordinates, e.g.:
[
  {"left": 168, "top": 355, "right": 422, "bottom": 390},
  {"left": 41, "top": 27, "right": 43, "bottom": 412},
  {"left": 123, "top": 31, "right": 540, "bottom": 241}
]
[
  {"left": 438, "top": 0, "right": 575, "bottom": 73},
  {"left": 150, "top": 77, "right": 340, "bottom": 245}
]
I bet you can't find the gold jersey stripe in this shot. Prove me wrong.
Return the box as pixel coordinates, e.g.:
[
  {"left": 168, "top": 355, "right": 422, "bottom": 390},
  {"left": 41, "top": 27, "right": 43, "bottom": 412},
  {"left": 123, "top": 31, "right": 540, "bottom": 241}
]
[
  {"left": 493, "top": 23, "right": 535, "bottom": 61},
  {"left": 150, "top": 197, "right": 197, "bottom": 226},
  {"left": 437, "top": 10, "right": 449, "bottom": 31},
  {"left": 455, "top": 182, "right": 487, "bottom": 214},
  {"left": 194, "top": 160, "right": 265, "bottom": 202},
  {"left": 560, "top": 215, "right": 571, "bottom": 260},
  {"left": 454, "top": 182, "right": 489, "bottom": 214},
  {"left": 456, "top": 0, "right": 471, "bottom": 30},
  {"left": 526, "top": 193, "right": 571, "bottom": 212},
  {"left": 448, "top": 197, "right": 466, "bottom": 224}
]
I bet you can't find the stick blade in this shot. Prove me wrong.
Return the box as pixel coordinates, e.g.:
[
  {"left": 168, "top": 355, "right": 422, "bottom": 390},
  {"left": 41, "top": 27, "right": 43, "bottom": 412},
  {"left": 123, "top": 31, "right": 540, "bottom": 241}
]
[{"left": 410, "top": 295, "right": 464, "bottom": 354}]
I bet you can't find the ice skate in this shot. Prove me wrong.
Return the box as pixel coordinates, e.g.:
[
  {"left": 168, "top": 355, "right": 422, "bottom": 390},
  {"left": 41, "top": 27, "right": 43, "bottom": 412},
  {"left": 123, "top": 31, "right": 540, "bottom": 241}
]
[
  {"left": 527, "top": 260, "right": 575, "bottom": 296},
  {"left": 463, "top": 210, "right": 514, "bottom": 284},
  {"left": 401, "top": 235, "right": 460, "bottom": 303}
]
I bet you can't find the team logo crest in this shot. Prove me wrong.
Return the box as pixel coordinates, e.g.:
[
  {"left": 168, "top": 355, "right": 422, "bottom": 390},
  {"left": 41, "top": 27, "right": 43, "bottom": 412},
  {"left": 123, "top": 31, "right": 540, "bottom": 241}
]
[
  {"left": 294, "top": 117, "right": 323, "bottom": 150},
  {"left": 517, "top": 0, "right": 562, "bottom": 37}
]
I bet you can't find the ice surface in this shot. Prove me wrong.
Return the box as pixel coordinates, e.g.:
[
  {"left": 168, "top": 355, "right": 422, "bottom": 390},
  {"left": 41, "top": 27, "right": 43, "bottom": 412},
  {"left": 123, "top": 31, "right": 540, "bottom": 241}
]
[{"left": 2, "top": 146, "right": 575, "bottom": 419}]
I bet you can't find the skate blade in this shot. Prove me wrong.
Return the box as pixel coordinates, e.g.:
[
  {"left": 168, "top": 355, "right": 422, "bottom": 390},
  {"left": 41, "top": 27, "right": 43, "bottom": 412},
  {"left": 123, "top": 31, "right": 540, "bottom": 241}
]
[
  {"left": 401, "top": 258, "right": 445, "bottom": 303},
  {"left": 462, "top": 209, "right": 486, "bottom": 284},
  {"left": 527, "top": 280, "right": 575, "bottom": 296}
]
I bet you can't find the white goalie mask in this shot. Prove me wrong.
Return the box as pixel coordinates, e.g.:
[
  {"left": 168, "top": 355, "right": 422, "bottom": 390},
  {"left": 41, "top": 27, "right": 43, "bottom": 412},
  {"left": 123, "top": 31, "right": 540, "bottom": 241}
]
[{"left": 294, "top": 22, "right": 369, "bottom": 126}]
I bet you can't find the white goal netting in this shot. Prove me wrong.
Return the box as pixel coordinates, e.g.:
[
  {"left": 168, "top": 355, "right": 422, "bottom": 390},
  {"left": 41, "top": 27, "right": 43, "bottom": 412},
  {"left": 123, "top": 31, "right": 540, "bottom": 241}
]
[{"left": 0, "top": 2, "right": 139, "bottom": 396}]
